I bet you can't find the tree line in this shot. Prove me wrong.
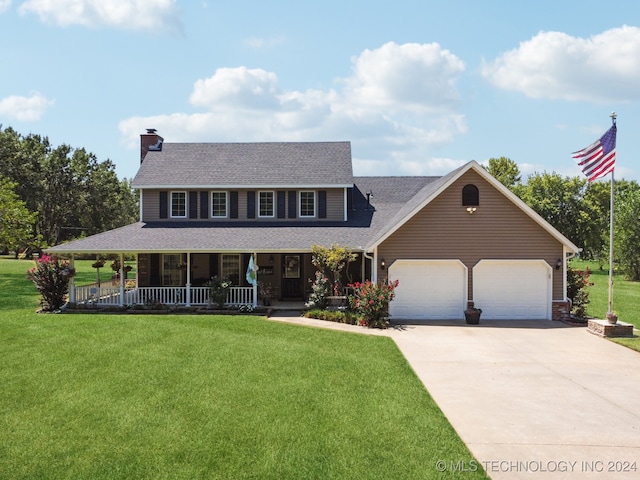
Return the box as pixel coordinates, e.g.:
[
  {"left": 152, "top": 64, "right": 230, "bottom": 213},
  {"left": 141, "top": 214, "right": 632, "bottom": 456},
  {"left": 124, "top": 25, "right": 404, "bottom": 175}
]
[
  {"left": 486, "top": 157, "right": 640, "bottom": 281},
  {"left": 0, "top": 126, "right": 138, "bottom": 257}
]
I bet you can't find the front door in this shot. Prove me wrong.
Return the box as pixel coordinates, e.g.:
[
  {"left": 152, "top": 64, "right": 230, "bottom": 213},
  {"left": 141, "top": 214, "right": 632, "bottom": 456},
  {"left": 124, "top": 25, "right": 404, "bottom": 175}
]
[{"left": 281, "top": 254, "right": 303, "bottom": 299}]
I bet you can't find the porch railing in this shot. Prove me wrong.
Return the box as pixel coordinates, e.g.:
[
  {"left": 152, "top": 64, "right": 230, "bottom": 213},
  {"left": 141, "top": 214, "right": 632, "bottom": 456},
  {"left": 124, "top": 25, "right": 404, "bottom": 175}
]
[{"left": 73, "top": 285, "right": 255, "bottom": 307}]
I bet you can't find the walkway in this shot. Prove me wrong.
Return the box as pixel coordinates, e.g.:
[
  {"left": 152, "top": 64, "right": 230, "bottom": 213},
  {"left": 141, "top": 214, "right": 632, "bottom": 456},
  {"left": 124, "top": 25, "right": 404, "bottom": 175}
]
[{"left": 269, "top": 314, "right": 640, "bottom": 479}]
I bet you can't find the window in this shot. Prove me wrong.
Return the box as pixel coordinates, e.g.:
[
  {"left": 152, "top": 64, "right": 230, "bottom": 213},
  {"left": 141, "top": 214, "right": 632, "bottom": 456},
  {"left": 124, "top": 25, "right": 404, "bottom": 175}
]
[
  {"left": 462, "top": 184, "right": 479, "bottom": 206},
  {"left": 299, "top": 191, "right": 316, "bottom": 217},
  {"left": 221, "top": 254, "right": 240, "bottom": 286},
  {"left": 259, "top": 191, "right": 274, "bottom": 217},
  {"left": 211, "top": 191, "right": 227, "bottom": 218},
  {"left": 163, "top": 254, "right": 183, "bottom": 286},
  {"left": 171, "top": 191, "right": 187, "bottom": 218}
]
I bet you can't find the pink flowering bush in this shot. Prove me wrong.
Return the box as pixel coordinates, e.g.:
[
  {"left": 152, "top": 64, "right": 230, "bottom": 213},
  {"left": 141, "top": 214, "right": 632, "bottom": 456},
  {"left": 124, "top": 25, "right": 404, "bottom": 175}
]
[
  {"left": 27, "top": 254, "right": 76, "bottom": 311},
  {"left": 348, "top": 279, "right": 399, "bottom": 328}
]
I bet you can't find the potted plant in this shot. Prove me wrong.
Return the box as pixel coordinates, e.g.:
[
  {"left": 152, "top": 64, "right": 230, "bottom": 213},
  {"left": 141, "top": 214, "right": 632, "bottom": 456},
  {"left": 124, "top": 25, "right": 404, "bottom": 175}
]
[
  {"left": 606, "top": 311, "right": 618, "bottom": 325},
  {"left": 259, "top": 281, "right": 272, "bottom": 306},
  {"left": 464, "top": 302, "right": 482, "bottom": 324}
]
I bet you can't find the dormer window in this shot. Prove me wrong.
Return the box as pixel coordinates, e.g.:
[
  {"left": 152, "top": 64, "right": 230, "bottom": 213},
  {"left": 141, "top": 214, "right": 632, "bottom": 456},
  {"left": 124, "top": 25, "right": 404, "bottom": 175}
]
[
  {"left": 259, "top": 191, "right": 274, "bottom": 217},
  {"left": 211, "top": 191, "right": 227, "bottom": 218},
  {"left": 462, "top": 184, "right": 479, "bottom": 206},
  {"left": 171, "top": 191, "right": 187, "bottom": 218},
  {"left": 300, "top": 191, "right": 316, "bottom": 218}
]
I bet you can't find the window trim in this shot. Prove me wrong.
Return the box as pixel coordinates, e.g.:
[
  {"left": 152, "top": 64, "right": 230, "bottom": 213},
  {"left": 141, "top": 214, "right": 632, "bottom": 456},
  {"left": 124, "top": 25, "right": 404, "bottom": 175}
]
[
  {"left": 299, "top": 190, "right": 316, "bottom": 218},
  {"left": 210, "top": 190, "right": 228, "bottom": 218},
  {"left": 258, "top": 190, "right": 275, "bottom": 218},
  {"left": 170, "top": 191, "right": 187, "bottom": 218}
]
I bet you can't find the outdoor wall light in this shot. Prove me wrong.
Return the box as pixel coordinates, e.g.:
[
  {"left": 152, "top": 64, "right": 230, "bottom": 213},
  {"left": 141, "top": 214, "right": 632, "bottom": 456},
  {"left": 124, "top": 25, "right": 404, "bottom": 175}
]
[
  {"left": 380, "top": 258, "right": 386, "bottom": 270},
  {"left": 556, "top": 258, "right": 562, "bottom": 270},
  {"left": 466, "top": 207, "right": 477, "bottom": 214}
]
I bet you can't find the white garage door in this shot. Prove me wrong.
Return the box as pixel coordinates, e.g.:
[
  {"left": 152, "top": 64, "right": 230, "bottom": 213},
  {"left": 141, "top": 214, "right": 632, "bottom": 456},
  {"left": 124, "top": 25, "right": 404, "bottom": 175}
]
[
  {"left": 473, "top": 260, "right": 551, "bottom": 320},
  {"left": 388, "top": 260, "right": 467, "bottom": 320}
]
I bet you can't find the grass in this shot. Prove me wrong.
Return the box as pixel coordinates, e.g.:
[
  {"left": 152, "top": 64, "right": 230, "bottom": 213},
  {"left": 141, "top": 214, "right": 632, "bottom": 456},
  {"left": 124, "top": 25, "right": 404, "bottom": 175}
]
[
  {"left": 571, "top": 259, "right": 640, "bottom": 352},
  {"left": 0, "top": 257, "right": 487, "bottom": 479}
]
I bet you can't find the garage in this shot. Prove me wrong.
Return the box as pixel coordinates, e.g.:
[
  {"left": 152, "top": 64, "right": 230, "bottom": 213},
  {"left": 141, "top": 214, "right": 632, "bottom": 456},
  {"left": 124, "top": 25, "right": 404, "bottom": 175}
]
[
  {"left": 473, "top": 260, "right": 551, "bottom": 320},
  {"left": 388, "top": 260, "right": 467, "bottom": 320}
]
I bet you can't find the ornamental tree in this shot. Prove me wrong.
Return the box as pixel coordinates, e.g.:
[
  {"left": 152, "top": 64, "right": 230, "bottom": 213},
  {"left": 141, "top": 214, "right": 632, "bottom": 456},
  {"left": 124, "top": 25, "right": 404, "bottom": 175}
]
[{"left": 27, "top": 254, "right": 75, "bottom": 311}]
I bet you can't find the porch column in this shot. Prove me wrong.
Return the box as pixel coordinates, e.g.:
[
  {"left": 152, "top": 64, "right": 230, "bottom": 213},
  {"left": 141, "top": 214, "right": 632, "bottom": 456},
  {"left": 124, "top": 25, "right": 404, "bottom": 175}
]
[
  {"left": 69, "top": 254, "right": 76, "bottom": 303},
  {"left": 119, "top": 253, "right": 125, "bottom": 307},
  {"left": 185, "top": 252, "right": 191, "bottom": 307},
  {"left": 253, "top": 279, "right": 258, "bottom": 307}
]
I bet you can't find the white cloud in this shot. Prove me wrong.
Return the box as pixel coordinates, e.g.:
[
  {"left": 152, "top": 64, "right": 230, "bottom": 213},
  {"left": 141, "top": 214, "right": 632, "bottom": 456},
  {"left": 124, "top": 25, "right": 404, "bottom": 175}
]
[
  {"left": 343, "top": 42, "right": 465, "bottom": 113},
  {"left": 18, "top": 0, "right": 182, "bottom": 33},
  {"left": 0, "top": 93, "right": 54, "bottom": 121},
  {"left": 0, "top": 0, "right": 11, "bottom": 14},
  {"left": 189, "top": 67, "right": 281, "bottom": 110},
  {"left": 120, "top": 42, "right": 468, "bottom": 175},
  {"left": 482, "top": 26, "right": 640, "bottom": 103}
]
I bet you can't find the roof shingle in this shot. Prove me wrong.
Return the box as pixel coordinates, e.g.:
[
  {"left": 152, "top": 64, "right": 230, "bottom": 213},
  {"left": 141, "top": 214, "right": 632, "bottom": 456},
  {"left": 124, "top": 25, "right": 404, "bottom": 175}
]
[{"left": 133, "top": 142, "right": 354, "bottom": 188}]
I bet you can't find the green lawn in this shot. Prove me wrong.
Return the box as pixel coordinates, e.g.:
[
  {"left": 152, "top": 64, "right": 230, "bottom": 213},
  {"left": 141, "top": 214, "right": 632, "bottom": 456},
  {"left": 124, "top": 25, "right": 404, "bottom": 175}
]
[
  {"left": 571, "top": 259, "right": 640, "bottom": 351},
  {"left": 0, "top": 257, "right": 487, "bottom": 479}
]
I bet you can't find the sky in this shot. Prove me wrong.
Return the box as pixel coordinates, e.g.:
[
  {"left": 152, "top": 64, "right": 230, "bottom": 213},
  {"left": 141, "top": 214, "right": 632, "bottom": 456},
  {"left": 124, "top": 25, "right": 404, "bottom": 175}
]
[{"left": 1, "top": 0, "right": 639, "bottom": 182}]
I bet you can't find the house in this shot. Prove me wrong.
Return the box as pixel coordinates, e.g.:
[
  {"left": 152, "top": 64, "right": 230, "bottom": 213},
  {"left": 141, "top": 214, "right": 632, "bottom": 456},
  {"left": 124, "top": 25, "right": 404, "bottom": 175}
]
[{"left": 48, "top": 130, "right": 580, "bottom": 320}]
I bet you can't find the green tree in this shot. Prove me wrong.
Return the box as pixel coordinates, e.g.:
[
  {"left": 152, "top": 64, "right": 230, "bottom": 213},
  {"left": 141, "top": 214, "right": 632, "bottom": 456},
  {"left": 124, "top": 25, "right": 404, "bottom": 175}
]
[
  {"left": 615, "top": 183, "right": 640, "bottom": 281},
  {"left": 484, "top": 157, "right": 522, "bottom": 189},
  {"left": 0, "top": 125, "right": 139, "bottom": 248},
  {"left": 0, "top": 176, "right": 37, "bottom": 256},
  {"left": 518, "top": 172, "right": 587, "bottom": 247}
]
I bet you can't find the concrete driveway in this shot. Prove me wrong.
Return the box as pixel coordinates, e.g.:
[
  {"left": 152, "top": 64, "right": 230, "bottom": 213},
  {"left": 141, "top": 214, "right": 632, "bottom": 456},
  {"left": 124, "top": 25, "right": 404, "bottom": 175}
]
[
  {"left": 387, "top": 320, "right": 640, "bottom": 480},
  {"left": 270, "top": 314, "right": 640, "bottom": 479}
]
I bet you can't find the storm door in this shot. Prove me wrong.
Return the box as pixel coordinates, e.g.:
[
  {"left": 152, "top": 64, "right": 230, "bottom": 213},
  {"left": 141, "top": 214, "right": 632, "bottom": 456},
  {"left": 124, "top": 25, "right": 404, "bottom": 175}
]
[{"left": 281, "top": 255, "right": 303, "bottom": 299}]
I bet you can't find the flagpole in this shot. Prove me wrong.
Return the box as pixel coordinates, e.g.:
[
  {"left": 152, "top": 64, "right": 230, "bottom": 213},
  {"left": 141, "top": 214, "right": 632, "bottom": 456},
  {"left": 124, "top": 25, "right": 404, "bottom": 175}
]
[{"left": 607, "top": 112, "right": 616, "bottom": 316}]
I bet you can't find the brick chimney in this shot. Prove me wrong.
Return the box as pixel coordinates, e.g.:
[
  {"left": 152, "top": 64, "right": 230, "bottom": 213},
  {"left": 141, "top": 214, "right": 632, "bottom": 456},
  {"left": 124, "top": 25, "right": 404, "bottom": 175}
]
[{"left": 140, "top": 129, "right": 164, "bottom": 163}]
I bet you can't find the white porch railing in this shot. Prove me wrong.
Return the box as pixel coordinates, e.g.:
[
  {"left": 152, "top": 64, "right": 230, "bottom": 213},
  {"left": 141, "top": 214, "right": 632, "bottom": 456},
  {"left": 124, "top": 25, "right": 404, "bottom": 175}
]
[{"left": 73, "top": 285, "right": 255, "bottom": 307}]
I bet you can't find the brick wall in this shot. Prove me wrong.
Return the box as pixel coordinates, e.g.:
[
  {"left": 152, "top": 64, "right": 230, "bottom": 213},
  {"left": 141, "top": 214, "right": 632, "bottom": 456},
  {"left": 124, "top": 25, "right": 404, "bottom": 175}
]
[{"left": 552, "top": 300, "right": 570, "bottom": 321}]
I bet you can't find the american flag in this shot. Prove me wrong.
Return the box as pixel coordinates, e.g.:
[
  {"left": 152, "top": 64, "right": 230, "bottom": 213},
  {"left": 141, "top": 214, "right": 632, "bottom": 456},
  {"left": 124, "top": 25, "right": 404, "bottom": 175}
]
[{"left": 572, "top": 124, "right": 616, "bottom": 182}]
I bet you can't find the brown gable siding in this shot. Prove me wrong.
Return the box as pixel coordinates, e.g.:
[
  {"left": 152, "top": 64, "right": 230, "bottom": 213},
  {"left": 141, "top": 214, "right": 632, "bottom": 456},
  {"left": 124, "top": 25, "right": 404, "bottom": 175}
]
[{"left": 378, "top": 170, "right": 565, "bottom": 300}]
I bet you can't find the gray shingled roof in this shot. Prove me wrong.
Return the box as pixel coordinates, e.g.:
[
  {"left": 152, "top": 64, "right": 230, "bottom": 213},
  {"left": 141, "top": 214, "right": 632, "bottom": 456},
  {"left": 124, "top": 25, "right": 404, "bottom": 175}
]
[
  {"left": 133, "top": 142, "right": 354, "bottom": 188},
  {"left": 48, "top": 176, "right": 437, "bottom": 254}
]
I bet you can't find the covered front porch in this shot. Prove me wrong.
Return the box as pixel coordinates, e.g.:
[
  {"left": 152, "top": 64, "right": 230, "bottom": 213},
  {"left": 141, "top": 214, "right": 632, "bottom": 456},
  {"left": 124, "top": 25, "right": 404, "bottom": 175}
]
[{"left": 65, "top": 250, "right": 365, "bottom": 309}]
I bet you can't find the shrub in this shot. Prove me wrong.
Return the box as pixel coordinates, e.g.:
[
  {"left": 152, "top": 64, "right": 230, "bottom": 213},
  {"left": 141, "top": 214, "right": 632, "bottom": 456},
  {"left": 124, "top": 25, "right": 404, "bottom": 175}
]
[
  {"left": 567, "top": 265, "right": 592, "bottom": 318},
  {"left": 306, "top": 271, "right": 331, "bottom": 309},
  {"left": 206, "top": 275, "right": 232, "bottom": 308},
  {"left": 348, "top": 280, "right": 399, "bottom": 328},
  {"left": 303, "top": 309, "right": 358, "bottom": 325},
  {"left": 27, "top": 254, "right": 76, "bottom": 311}
]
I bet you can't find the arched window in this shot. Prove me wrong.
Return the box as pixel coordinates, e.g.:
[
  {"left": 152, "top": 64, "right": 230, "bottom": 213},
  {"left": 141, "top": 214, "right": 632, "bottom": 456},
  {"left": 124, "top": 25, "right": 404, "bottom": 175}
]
[{"left": 462, "top": 184, "right": 479, "bottom": 206}]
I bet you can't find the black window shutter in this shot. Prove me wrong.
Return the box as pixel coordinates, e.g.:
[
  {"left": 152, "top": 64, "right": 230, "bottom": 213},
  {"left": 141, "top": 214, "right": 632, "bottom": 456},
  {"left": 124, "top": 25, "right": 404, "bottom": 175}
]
[
  {"left": 288, "top": 191, "right": 297, "bottom": 218},
  {"left": 318, "top": 191, "right": 327, "bottom": 219},
  {"left": 277, "top": 191, "right": 286, "bottom": 218},
  {"left": 159, "top": 191, "right": 168, "bottom": 219},
  {"left": 209, "top": 254, "right": 219, "bottom": 278},
  {"left": 189, "top": 191, "right": 198, "bottom": 219},
  {"left": 247, "top": 191, "right": 256, "bottom": 219},
  {"left": 230, "top": 191, "right": 239, "bottom": 219},
  {"left": 200, "top": 191, "right": 209, "bottom": 218},
  {"left": 150, "top": 254, "right": 161, "bottom": 285}
]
